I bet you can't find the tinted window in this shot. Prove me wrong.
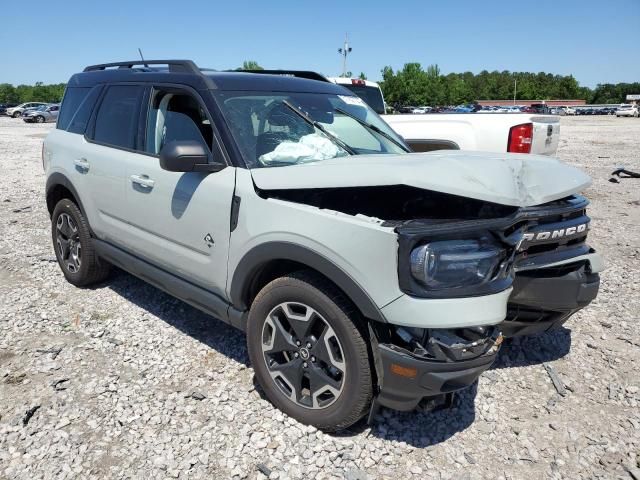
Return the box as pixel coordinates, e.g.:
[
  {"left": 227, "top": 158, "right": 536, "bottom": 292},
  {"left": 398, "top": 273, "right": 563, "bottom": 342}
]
[
  {"left": 93, "top": 85, "right": 143, "bottom": 149},
  {"left": 145, "top": 89, "right": 212, "bottom": 155},
  {"left": 67, "top": 86, "right": 103, "bottom": 134},
  {"left": 340, "top": 85, "right": 385, "bottom": 114},
  {"left": 58, "top": 88, "right": 90, "bottom": 130}
]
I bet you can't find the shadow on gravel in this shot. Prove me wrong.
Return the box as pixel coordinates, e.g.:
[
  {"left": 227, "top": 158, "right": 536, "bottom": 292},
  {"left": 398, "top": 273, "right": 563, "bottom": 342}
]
[
  {"left": 105, "top": 270, "right": 249, "bottom": 366},
  {"left": 335, "top": 383, "right": 479, "bottom": 447},
  {"left": 492, "top": 328, "right": 572, "bottom": 369}
]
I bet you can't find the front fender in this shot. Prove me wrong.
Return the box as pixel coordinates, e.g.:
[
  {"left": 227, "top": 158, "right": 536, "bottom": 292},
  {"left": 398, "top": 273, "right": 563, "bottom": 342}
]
[{"left": 229, "top": 241, "right": 385, "bottom": 322}]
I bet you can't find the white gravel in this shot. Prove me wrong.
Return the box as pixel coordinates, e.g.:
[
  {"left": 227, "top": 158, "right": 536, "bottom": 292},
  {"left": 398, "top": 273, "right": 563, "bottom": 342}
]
[{"left": 0, "top": 115, "right": 639, "bottom": 480}]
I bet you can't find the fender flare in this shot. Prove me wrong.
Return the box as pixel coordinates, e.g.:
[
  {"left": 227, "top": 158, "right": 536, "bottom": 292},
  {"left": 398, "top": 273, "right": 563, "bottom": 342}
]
[
  {"left": 229, "top": 242, "right": 385, "bottom": 323},
  {"left": 46, "top": 172, "right": 86, "bottom": 216}
]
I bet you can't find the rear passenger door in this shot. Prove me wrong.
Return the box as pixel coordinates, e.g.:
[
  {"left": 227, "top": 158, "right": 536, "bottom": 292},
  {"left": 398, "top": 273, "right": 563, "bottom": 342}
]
[
  {"left": 122, "top": 85, "right": 235, "bottom": 297},
  {"left": 81, "top": 84, "right": 146, "bottom": 241}
]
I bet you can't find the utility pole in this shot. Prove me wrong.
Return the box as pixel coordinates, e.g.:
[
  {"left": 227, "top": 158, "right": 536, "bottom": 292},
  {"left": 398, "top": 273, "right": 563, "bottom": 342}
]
[
  {"left": 513, "top": 78, "right": 517, "bottom": 105},
  {"left": 337, "top": 33, "right": 352, "bottom": 77}
]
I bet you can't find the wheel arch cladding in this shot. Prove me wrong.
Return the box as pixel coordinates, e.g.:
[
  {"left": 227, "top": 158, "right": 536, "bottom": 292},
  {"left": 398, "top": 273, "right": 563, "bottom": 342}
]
[
  {"left": 46, "top": 173, "right": 85, "bottom": 217},
  {"left": 230, "top": 242, "right": 385, "bottom": 323}
]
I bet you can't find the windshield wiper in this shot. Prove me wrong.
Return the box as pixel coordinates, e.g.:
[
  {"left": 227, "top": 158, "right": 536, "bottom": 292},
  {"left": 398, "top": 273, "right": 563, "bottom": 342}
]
[
  {"left": 334, "top": 107, "right": 411, "bottom": 153},
  {"left": 281, "top": 100, "right": 357, "bottom": 155}
]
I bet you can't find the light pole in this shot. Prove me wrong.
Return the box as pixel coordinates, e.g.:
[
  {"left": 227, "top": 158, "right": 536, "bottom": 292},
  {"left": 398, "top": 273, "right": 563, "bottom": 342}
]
[
  {"left": 513, "top": 78, "right": 517, "bottom": 105},
  {"left": 337, "top": 34, "right": 352, "bottom": 77}
]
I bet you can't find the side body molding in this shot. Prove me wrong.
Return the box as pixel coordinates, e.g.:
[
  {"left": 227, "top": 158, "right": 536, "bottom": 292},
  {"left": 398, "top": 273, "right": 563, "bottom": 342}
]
[{"left": 229, "top": 242, "right": 386, "bottom": 323}]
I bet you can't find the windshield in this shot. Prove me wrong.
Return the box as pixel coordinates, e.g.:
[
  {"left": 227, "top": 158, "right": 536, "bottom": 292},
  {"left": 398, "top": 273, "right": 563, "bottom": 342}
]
[{"left": 214, "top": 91, "right": 407, "bottom": 168}]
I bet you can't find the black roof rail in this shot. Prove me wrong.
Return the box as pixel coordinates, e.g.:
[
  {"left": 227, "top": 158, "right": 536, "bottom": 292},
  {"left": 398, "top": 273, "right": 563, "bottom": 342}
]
[
  {"left": 83, "top": 59, "right": 201, "bottom": 74},
  {"left": 238, "top": 70, "right": 330, "bottom": 83}
]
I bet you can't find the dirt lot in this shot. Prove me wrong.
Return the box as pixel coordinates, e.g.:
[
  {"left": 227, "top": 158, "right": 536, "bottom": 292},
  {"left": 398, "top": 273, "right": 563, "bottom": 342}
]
[{"left": 0, "top": 115, "right": 639, "bottom": 480}]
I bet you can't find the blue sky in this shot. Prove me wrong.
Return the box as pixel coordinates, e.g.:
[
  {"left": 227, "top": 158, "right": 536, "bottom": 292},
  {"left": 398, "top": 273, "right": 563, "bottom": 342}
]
[{"left": 2, "top": 0, "right": 638, "bottom": 88}]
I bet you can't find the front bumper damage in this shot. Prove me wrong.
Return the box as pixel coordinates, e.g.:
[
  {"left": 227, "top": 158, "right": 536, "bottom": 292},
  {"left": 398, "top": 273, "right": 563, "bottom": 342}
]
[
  {"left": 373, "top": 195, "right": 604, "bottom": 411},
  {"left": 370, "top": 324, "right": 502, "bottom": 411},
  {"left": 503, "top": 255, "right": 601, "bottom": 337}
]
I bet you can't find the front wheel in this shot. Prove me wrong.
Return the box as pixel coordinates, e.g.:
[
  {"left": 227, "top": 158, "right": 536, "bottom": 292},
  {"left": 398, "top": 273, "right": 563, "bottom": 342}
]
[
  {"left": 12, "top": 111, "right": 21, "bottom": 118},
  {"left": 247, "top": 271, "right": 372, "bottom": 431},
  {"left": 36, "top": 115, "right": 45, "bottom": 123}
]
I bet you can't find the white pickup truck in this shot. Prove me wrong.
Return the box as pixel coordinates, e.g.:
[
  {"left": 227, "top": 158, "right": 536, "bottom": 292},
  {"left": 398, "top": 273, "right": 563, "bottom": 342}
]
[{"left": 329, "top": 77, "right": 560, "bottom": 155}]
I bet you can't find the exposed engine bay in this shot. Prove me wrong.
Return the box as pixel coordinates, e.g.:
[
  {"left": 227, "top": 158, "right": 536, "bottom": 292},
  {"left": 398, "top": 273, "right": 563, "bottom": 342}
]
[{"left": 258, "top": 184, "right": 518, "bottom": 223}]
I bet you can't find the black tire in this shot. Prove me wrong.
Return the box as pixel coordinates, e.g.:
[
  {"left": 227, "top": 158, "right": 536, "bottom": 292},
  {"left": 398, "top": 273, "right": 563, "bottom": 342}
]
[
  {"left": 51, "top": 199, "right": 110, "bottom": 287},
  {"left": 12, "top": 111, "right": 20, "bottom": 118},
  {"left": 36, "top": 116, "right": 45, "bottom": 123},
  {"left": 247, "top": 271, "right": 372, "bottom": 431}
]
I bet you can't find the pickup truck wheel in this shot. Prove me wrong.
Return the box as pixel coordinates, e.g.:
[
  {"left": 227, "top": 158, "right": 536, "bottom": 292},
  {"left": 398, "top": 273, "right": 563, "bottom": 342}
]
[
  {"left": 247, "top": 271, "right": 372, "bottom": 431},
  {"left": 51, "top": 199, "right": 110, "bottom": 287}
]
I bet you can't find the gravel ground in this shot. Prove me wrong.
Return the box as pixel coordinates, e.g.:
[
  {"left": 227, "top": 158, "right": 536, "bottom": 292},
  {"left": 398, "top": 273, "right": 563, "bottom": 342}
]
[{"left": 0, "top": 115, "right": 639, "bottom": 480}]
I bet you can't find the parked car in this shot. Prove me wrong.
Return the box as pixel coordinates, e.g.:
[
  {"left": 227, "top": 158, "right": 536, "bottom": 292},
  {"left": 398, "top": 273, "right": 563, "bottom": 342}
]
[
  {"left": 0, "top": 103, "right": 18, "bottom": 115},
  {"left": 5, "top": 102, "right": 48, "bottom": 118},
  {"left": 22, "top": 104, "right": 60, "bottom": 123},
  {"left": 45, "top": 60, "right": 602, "bottom": 430},
  {"left": 411, "top": 106, "right": 431, "bottom": 114},
  {"left": 616, "top": 104, "right": 639, "bottom": 117}
]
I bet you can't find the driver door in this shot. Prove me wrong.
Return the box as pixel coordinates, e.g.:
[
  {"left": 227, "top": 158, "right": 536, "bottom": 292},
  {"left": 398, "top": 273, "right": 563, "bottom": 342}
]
[{"left": 123, "top": 86, "right": 235, "bottom": 297}]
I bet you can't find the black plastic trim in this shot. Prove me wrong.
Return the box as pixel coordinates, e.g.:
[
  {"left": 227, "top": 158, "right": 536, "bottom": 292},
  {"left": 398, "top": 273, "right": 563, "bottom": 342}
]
[
  {"left": 396, "top": 195, "right": 591, "bottom": 299},
  {"left": 46, "top": 172, "right": 86, "bottom": 216},
  {"left": 406, "top": 139, "right": 460, "bottom": 152},
  {"left": 229, "top": 242, "right": 385, "bottom": 322},
  {"left": 376, "top": 343, "right": 497, "bottom": 411},
  {"left": 230, "top": 195, "right": 241, "bottom": 232},
  {"left": 93, "top": 239, "right": 246, "bottom": 330}
]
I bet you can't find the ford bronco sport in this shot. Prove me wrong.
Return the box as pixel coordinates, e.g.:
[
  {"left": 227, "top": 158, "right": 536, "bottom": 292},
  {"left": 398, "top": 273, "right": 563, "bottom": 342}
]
[{"left": 44, "top": 60, "right": 603, "bottom": 431}]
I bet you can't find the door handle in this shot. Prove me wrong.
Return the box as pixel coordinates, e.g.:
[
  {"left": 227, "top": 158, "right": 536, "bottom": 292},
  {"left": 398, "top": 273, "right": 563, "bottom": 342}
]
[
  {"left": 74, "top": 158, "right": 90, "bottom": 171},
  {"left": 130, "top": 174, "right": 155, "bottom": 189}
]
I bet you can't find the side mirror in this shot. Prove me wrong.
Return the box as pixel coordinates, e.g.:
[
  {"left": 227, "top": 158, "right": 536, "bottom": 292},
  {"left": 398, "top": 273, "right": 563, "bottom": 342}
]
[{"left": 159, "top": 140, "right": 226, "bottom": 173}]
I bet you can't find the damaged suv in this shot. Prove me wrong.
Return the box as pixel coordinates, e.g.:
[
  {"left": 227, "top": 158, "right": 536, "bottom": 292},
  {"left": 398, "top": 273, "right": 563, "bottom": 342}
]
[{"left": 44, "top": 60, "right": 603, "bottom": 430}]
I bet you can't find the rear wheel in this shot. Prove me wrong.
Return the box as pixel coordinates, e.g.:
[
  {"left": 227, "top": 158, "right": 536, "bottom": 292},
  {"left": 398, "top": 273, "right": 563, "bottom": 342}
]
[
  {"left": 51, "top": 199, "right": 110, "bottom": 287},
  {"left": 247, "top": 271, "right": 372, "bottom": 431}
]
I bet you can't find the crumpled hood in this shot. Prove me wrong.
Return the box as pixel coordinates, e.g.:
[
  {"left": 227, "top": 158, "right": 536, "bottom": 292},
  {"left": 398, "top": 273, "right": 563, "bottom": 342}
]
[{"left": 250, "top": 151, "right": 591, "bottom": 207}]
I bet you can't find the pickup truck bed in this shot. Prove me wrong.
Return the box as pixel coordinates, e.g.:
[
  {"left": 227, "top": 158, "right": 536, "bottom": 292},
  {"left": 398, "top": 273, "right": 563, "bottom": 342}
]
[{"left": 383, "top": 113, "right": 560, "bottom": 155}]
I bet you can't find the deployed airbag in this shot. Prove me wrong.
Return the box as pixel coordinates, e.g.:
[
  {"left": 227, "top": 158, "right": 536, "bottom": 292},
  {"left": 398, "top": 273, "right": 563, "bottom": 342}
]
[{"left": 259, "top": 133, "right": 346, "bottom": 165}]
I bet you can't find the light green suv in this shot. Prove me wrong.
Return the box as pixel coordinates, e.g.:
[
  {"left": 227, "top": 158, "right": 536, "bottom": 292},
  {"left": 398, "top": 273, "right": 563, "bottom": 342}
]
[{"left": 44, "top": 60, "right": 603, "bottom": 431}]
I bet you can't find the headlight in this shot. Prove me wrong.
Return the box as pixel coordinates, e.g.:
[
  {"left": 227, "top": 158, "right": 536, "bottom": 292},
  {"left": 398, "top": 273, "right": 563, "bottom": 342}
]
[{"left": 410, "top": 238, "right": 504, "bottom": 290}]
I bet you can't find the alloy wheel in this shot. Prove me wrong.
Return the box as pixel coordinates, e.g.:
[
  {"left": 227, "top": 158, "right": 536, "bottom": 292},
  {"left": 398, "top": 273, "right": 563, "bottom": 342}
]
[
  {"left": 261, "top": 302, "right": 346, "bottom": 409},
  {"left": 55, "top": 213, "right": 82, "bottom": 273}
]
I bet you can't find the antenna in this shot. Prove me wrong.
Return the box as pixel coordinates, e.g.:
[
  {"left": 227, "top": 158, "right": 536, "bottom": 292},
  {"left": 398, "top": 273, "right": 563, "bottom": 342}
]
[{"left": 138, "top": 48, "right": 149, "bottom": 68}]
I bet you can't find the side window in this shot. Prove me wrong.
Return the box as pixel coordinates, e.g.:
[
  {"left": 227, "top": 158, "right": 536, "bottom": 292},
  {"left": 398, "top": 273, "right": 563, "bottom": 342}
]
[
  {"left": 92, "top": 85, "right": 143, "bottom": 149},
  {"left": 67, "top": 86, "right": 103, "bottom": 134},
  {"left": 144, "top": 88, "right": 213, "bottom": 155}
]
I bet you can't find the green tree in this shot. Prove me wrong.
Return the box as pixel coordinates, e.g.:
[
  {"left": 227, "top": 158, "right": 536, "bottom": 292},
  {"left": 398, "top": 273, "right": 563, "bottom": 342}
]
[{"left": 238, "top": 61, "right": 264, "bottom": 71}]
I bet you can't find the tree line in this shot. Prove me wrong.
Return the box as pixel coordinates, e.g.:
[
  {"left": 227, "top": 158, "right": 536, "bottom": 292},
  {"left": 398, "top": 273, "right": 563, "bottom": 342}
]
[
  {"left": 379, "top": 63, "right": 640, "bottom": 107},
  {"left": 0, "top": 82, "right": 66, "bottom": 104},
  {"left": 1, "top": 62, "right": 637, "bottom": 106}
]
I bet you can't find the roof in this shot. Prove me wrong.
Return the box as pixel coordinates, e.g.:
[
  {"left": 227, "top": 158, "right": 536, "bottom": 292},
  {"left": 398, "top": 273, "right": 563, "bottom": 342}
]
[{"left": 67, "top": 60, "right": 346, "bottom": 94}]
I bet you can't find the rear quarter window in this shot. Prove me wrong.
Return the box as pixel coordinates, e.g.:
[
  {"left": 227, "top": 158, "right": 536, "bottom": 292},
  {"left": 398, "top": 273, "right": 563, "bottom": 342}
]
[
  {"left": 57, "top": 87, "right": 91, "bottom": 130},
  {"left": 67, "top": 86, "right": 103, "bottom": 134}
]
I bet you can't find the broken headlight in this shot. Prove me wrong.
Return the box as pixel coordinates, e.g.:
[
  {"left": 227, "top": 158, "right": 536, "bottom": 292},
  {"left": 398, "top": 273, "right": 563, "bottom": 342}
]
[{"left": 410, "top": 238, "right": 504, "bottom": 290}]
